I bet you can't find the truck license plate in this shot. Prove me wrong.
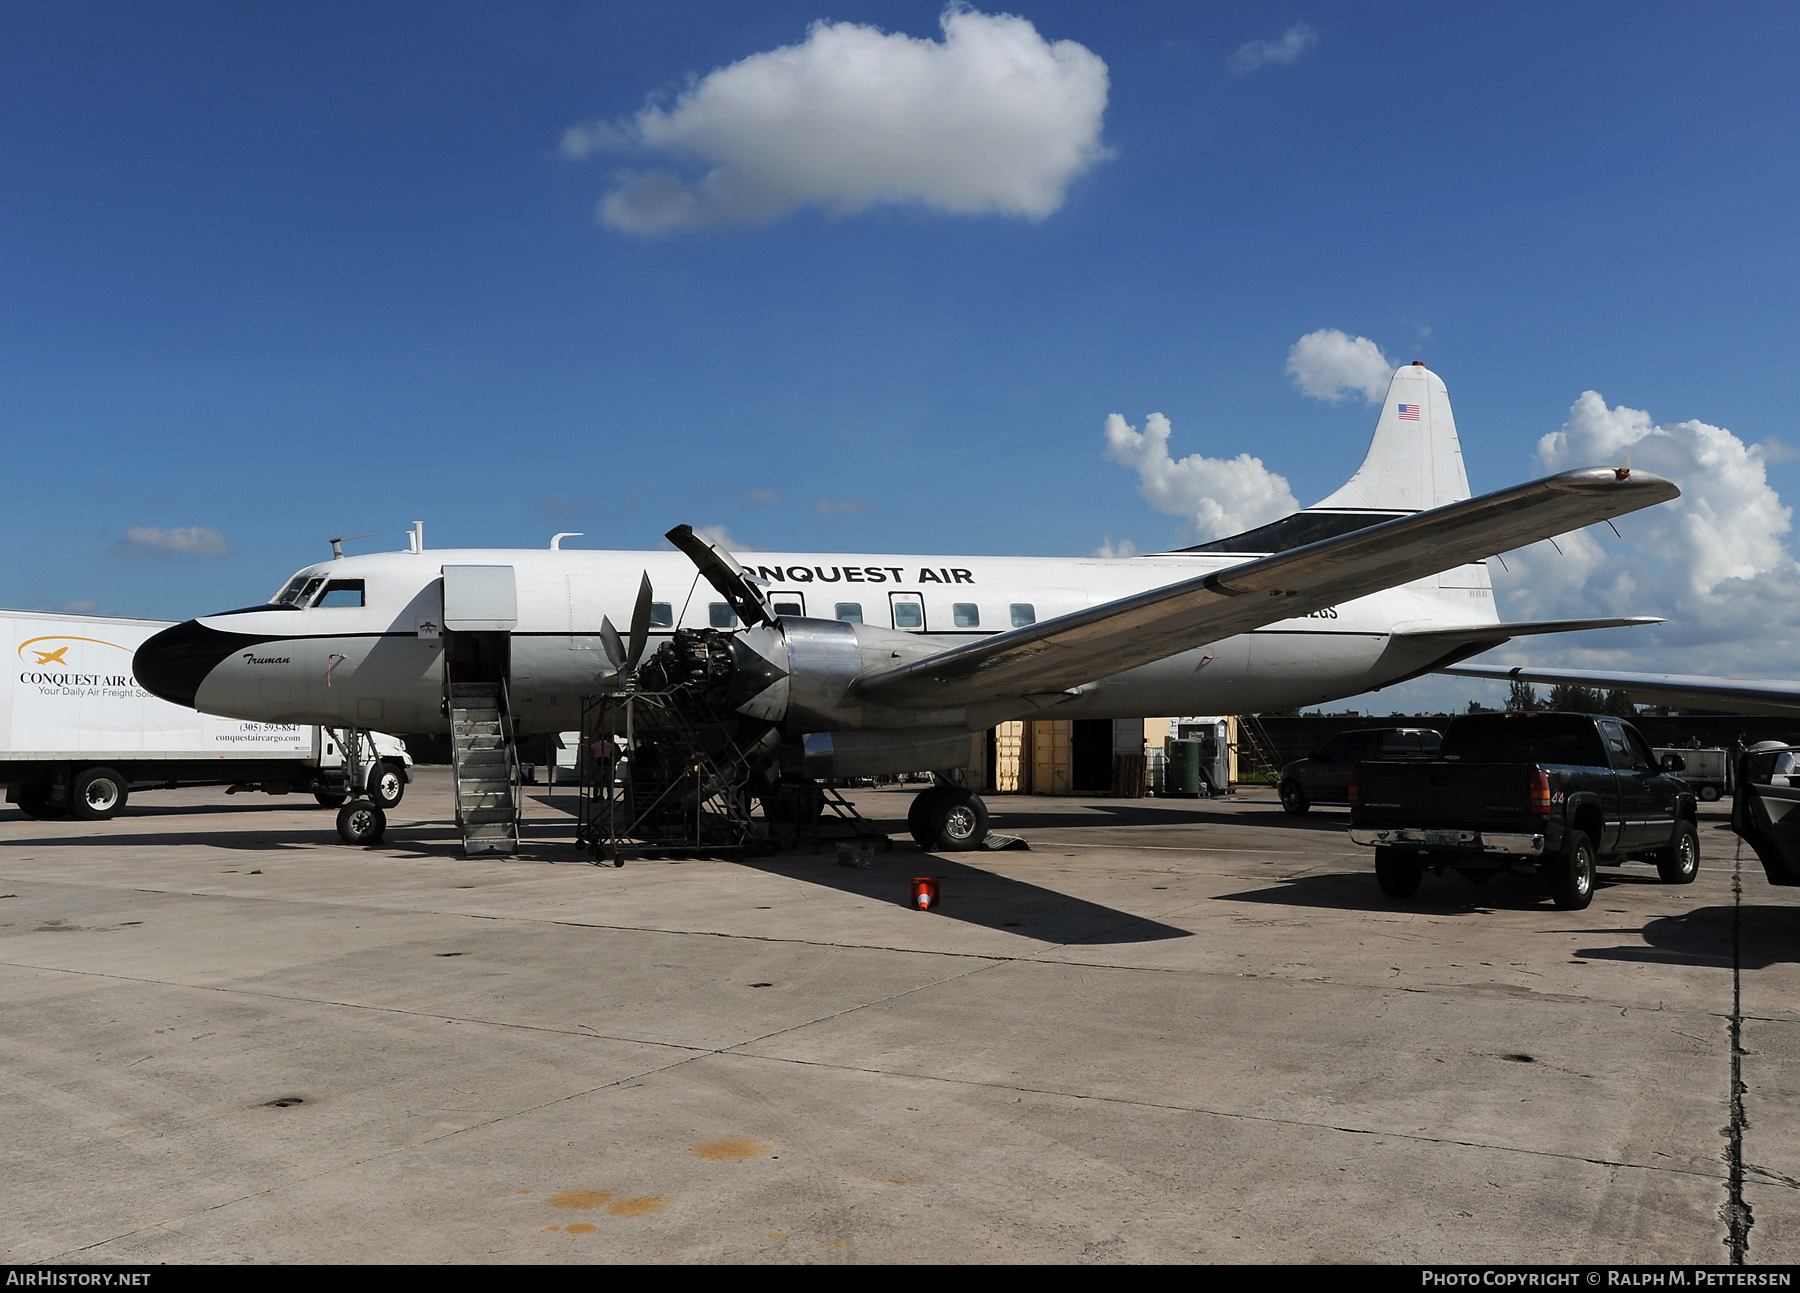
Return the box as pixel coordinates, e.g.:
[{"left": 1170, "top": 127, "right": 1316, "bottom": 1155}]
[{"left": 1424, "top": 830, "right": 1460, "bottom": 847}]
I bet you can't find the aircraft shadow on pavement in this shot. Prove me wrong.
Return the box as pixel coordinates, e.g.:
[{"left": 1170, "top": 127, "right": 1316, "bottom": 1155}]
[
  {"left": 980, "top": 802, "right": 1350, "bottom": 834},
  {"left": 735, "top": 850, "right": 1193, "bottom": 945},
  {"left": 1571, "top": 905, "right": 1800, "bottom": 970},
  {"left": 1213, "top": 866, "right": 1657, "bottom": 915}
]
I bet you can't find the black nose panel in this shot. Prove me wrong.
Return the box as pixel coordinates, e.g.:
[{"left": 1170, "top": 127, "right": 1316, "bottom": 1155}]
[{"left": 133, "top": 621, "right": 263, "bottom": 709}]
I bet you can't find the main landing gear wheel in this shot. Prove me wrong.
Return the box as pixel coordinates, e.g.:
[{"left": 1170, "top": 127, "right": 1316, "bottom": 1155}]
[
  {"left": 1279, "top": 780, "right": 1309, "bottom": 814},
  {"left": 367, "top": 761, "right": 405, "bottom": 810},
  {"left": 1656, "top": 820, "right": 1701, "bottom": 885},
  {"left": 1374, "top": 846, "right": 1423, "bottom": 898},
  {"left": 70, "top": 767, "right": 129, "bottom": 821},
  {"left": 920, "top": 790, "right": 989, "bottom": 852},
  {"left": 336, "top": 800, "right": 386, "bottom": 846},
  {"left": 907, "top": 787, "right": 951, "bottom": 848},
  {"left": 1553, "top": 830, "right": 1596, "bottom": 910}
]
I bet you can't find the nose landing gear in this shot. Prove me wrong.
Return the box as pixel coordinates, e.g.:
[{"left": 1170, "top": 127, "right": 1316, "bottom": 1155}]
[{"left": 336, "top": 799, "right": 386, "bottom": 845}]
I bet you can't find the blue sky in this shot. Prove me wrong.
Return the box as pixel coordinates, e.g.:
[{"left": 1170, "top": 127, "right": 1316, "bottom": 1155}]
[{"left": 4, "top": 2, "right": 1797, "bottom": 708}]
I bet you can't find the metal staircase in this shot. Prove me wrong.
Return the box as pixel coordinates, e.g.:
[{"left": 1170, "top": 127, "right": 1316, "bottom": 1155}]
[
  {"left": 1234, "top": 713, "right": 1285, "bottom": 784},
  {"left": 449, "top": 680, "right": 522, "bottom": 856}
]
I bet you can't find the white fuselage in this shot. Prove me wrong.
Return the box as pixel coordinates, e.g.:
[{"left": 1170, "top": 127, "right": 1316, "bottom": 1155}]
[{"left": 143, "top": 545, "right": 1498, "bottom": 734}]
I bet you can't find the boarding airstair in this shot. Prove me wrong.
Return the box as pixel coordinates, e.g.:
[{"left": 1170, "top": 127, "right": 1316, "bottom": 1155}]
[
  {"left": 449, "top": 680, "right": 522, "bottom": 856},
  {"left": 1235, "top": 713, "right": 1286, "bottom": 786}
]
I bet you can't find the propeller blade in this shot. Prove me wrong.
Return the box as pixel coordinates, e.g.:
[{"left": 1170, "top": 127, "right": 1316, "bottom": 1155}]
[
  {"left": 600, "top": 616, "right": 626, "bottom": 670},
  {"left": 627, "top": 572, "right": 653, "bottom": 668},
  {"left": 665, "top": 524, "right": 776, "bottom": 628}
]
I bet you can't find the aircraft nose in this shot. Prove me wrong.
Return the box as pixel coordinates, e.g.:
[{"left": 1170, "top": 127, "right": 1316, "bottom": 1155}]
[{"left": 133, "top": 620, "right": 242, "bottom": 709}]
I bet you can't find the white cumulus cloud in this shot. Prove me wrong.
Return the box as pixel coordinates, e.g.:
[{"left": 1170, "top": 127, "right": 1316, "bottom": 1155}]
[
  {"left": 1103, "top": 413, "right": 1299, "bottom": 545},
  {"left": 1092, "top": 537, "right": 1137, "bottom": 559},
  {"left": 695, "top": 524, "right": 764, "bottom": 553},
  {"left": 1490, "top": 391, "right": 1800, "bottom": 677},
  {"left": 1231, "top": 23, "right": 1318, "bottom": 75},
  {"left": 1285, "top": 329, "right": 1395, "bottom": 404},
  {"left": 565, "top": 6, "right": 1111, "bottom": 234},
  {"left": 112, "top": 526, "right": 230, "bottom": 559}
]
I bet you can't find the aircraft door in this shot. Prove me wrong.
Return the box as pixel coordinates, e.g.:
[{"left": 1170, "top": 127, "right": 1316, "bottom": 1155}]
[{"left": 442, "top": 565, "right": 517, "bottom": 687}]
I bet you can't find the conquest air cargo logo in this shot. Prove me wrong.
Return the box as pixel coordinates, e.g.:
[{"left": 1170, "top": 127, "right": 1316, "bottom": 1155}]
[{"left": 17, "top": 635, "right": 143, "bottom": 694}]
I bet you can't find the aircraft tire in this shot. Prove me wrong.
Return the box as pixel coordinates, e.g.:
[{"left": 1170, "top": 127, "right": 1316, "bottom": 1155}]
[
  {"left": 1279, "top": 780, "right": 1309, "bottom": 814},
  {"left": 1552, "top": 831, "right": 1596, "bottom": 910},
  {"left": 908, "top": 787, "right": 948, "bottom": 848},
  {"left": 929, "top": 791, "right": 989, "bottom": 852},
  {"left": 336, "top": 800, "right": 386, "bottom": 846},
  {"left": 1374, "top": 846, "right": 1422, "bottom": 898},
  {"left": 1656, "top": 820, "right": 1701, "bottom": 885},
  {"left": 70, "top": 767, "right": 129, "bottom": 821},
  {"left": 368, "top": 762, "right": 406, "bottom": 810}
]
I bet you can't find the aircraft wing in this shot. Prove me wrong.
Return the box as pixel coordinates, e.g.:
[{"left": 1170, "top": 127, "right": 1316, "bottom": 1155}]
[
  {"left": 854, "top": 466, "right": 1678, "bottom": 707},
  {"left": 1391, "top": 616, "right": 1663, "bottom": 653},
  {"left": 1440, "top": 664, "right": 1800, "bottom": 718}
]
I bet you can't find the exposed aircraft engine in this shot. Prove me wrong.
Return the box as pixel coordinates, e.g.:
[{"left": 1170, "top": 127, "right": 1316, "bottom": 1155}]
[{"left": 635, "top": 526, "right": 975, "bottom": 778}]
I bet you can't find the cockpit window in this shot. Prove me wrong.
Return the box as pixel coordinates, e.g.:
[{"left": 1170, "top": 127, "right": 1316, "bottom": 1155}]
[
  {"left": 314, "top": 580, "right": 365, "bottom": 608},
  {"left": 272, "top": 575, "right": 325, "bottom": 608}
]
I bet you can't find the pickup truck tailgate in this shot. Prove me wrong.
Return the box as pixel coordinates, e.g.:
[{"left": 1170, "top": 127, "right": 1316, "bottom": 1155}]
[{"left": 1353, "top": 761, "right": 1544, "bottom": 832}]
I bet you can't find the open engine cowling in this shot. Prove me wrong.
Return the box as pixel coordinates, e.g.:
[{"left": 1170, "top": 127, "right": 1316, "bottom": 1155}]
[{"left": 636, "top": 619, "right": 975, "bottom": 778}]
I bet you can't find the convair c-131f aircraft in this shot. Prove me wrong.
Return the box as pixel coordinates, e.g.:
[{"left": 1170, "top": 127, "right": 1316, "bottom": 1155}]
[{"left": 135, "top": 364, "right": 1677, "bottom": 851}]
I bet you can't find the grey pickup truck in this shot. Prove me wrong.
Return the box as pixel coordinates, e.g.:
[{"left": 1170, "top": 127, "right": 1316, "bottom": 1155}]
[{"left": 1347, "top": 712, "right": 1699, "bottom": 910}]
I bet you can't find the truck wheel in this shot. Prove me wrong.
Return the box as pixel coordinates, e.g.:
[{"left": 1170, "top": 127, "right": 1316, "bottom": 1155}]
[
  {"left": 1553, "top": 831, "right": 1597, "bottom": 910},
  {"left": 70, "top": 767, "right": 129, "bottom": 821},
  {"left": 14, "top": 785, "right": 67, "bottom": 820},
  {"left": 1699, "top": 785, "right": 1721, "bottom": 803},
  {"left": 1279, "top": 780, "right": 1309, "bottom": 814},
  {"left": 929, "top": 791, "right": 989, "bottom": 852},
  {"left": 1656, "top": 820, "right": 1701, "bottom": 885},
  {"left": 336, "top": 800, "right": 386, "bottom": 846},
  {"left": 1374, "top": 846, "right": 1423, "bottom": 898},
  {"left": 314, "top": 790, "right": 347, "bottom": 808},
  {"left": 367, "top": 762, "right": 405, "bottom": 810}
]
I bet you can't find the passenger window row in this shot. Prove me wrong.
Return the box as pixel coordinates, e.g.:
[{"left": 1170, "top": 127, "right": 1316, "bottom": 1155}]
[{"left": 702, "top": 600, "right": 1040, "bottom": 630}]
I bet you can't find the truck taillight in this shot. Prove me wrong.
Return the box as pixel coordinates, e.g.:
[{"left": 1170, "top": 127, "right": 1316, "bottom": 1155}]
[
  {"left": 1349, "top": 766, "right": 1360, "bottom": 808},
  {"left": 1529, "top": 768, "right": 1551, "bottom": 814}
]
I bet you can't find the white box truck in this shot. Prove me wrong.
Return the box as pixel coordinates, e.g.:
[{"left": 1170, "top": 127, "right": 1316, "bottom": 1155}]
[{"left": 2, "top": 608, "right": 411, "bottom": 821}]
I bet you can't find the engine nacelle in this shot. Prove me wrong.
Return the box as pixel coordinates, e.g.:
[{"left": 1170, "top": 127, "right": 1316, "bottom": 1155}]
[
  {"left": 799, "top": 727, "right": 974, "bottom": 780},
  {"left": 725, "top": 617, "right": 968, "bottom": 733}
]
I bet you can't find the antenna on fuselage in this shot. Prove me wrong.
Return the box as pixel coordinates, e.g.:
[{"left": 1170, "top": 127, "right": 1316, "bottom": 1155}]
[
  {"left": 328, "top": 531, "right": 372, "bottom": 561},
  {"left": 550, "top": 533, "right": 583, "bottom": 550},
  {"left": 407, "top": 521, "right": 424, "bottom": 554}
]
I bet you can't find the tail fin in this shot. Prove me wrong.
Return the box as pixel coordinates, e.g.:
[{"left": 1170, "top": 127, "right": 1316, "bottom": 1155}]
[
  {"left": 1312, "top": 362, "right": 1470, "bottom": 511},
  {"left": 1181, "top": 361, "right": 1488, "bottom": 617}
]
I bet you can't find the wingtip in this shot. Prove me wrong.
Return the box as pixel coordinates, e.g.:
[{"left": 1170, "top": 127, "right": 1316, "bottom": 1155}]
[{"left": 1548, "top": 466, "right": 1680, "bottom": 501}]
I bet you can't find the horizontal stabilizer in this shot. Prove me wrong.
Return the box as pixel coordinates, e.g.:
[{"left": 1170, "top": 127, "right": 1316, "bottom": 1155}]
[
  {"left": 1441, "top": 663, "right": 1800, "bottom": 718},
  {"left": 854, "top": 465, "right": 1679, "bottom": 708}
]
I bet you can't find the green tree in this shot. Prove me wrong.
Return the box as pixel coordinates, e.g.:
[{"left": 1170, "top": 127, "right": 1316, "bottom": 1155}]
[
  {"left": 1506, "top": 679, "right": 1540, "bottom": 712},
  {"left": 1601, "top": 688, "right": 1638, "bottom": 717},
  {"left": 1546, "top": 683, "right": 1604, "bottom": 712}
]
